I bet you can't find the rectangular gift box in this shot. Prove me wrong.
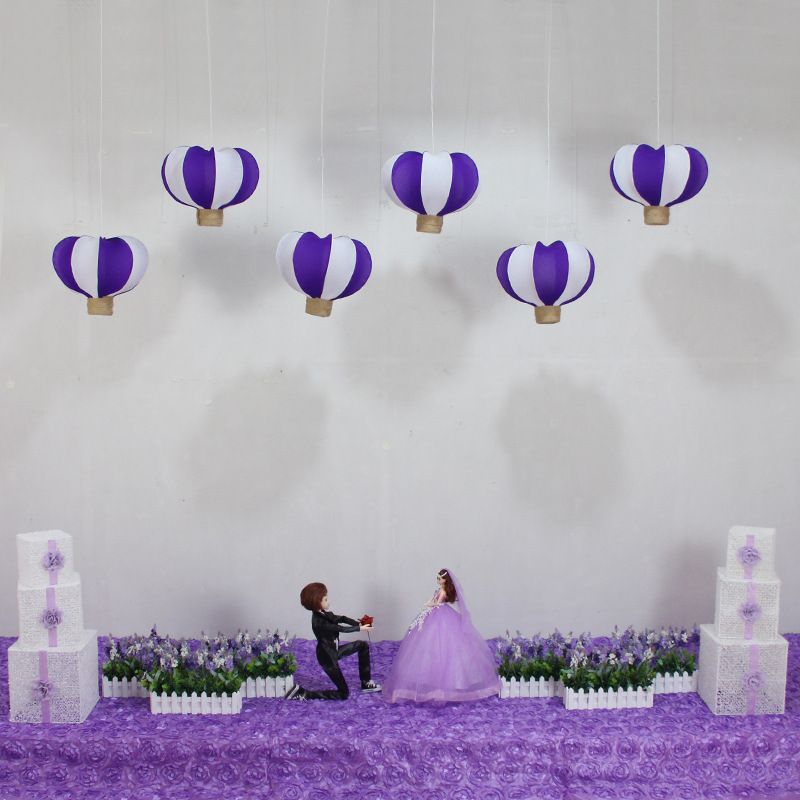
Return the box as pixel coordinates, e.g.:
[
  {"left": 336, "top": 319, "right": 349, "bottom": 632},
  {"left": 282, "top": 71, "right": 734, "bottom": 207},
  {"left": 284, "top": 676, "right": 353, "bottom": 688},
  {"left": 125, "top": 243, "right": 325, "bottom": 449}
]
[
  {"left": 698, "top": 624, "right": 787, "bottom": 715},
  {"left": 17, "top": 530, "right": 75, "bottom": 588},
  {"left": 17, "top": 576, "right": 86, "bottom": 649},
  {"left": 8, "top": 630, "right": 99, "bottom": 724},
  {"left": 714, "top": 567, "right": 780, "bottom": 641},
  {"left": 725, "top": 526, "right": 776, "bottom": 581}
]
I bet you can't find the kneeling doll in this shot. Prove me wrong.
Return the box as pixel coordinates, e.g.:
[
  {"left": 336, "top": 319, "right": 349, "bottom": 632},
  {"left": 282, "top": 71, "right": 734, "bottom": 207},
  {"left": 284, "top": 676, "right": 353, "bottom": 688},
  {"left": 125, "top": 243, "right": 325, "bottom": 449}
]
[{"left": 286, "top": 582, "right": 380, "bottom": 700}]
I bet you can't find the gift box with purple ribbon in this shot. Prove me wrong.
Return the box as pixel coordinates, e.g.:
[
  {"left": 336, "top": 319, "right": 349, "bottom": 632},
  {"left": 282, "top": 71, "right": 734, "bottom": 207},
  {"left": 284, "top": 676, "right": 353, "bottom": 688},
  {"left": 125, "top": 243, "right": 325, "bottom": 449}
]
[
  {"left": 8, "top": 531, "right": 98, "bottom": 724},
  {"left": 725, "top": 525, "right": 776, "bottom": 581},
  {"left": 8, "top": 631, "right": 98, "bottom": 723},
  {"left": 698, "top": 624, "right": 787, "bottom": 715},
  {"left": 713, "top": 567, "right": 780, "bottom": 641},
  {"left": 699, "top": 526, "right": 787, "bottom": 716}
]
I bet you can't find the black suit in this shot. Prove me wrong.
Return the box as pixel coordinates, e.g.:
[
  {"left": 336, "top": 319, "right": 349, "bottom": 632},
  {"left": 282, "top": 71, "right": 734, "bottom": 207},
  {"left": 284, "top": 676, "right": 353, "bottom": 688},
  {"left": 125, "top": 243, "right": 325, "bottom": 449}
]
[{"left": 304, "top": 610, "right": 371, "bottom": 700}]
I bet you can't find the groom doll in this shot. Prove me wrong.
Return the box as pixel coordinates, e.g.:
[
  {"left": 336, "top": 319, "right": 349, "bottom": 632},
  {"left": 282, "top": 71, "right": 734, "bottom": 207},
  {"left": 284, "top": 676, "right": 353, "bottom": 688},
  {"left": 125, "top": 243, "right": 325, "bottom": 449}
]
[{"left": 286, "top": 582, "right": 381, "bottom": 700}]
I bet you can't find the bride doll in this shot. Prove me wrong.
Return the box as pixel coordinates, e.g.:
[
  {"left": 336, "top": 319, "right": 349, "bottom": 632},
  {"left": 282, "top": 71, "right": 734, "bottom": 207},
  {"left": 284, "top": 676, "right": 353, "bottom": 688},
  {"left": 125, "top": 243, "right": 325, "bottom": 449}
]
[{"left": 382, "top": 568, "right": 501, "bottom": 703}]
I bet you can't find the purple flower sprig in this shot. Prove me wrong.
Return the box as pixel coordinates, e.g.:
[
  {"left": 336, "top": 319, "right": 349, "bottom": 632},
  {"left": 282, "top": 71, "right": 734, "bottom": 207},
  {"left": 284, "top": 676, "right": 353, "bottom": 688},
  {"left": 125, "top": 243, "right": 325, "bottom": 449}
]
[
  {"left": 102, "top": 626, "right": 165, "bottom": 681},
  {"left": 102, "top": 625, "right": 299, "bottom": 694},
  {"left": 499, "top": 624, "right": 700, "bottom": 688},
  {"left": 233, "top": 629, "right": 298, "bottom": 680}
]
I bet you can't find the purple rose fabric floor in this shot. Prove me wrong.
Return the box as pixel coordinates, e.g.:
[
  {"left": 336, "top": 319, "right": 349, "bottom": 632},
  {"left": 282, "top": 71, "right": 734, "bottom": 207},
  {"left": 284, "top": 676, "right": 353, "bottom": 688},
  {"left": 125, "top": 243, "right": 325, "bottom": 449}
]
[{"left": 2, "top": 635, "right": 800, "bottom": 799}]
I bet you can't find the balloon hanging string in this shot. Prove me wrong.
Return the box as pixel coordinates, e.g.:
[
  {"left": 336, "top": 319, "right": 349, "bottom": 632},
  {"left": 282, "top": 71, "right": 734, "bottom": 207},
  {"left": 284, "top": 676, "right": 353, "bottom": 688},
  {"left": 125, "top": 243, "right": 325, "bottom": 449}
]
[
  {"left": 98, "top": 0, "right": 104, "bottom": 236},
  {"left": 205, "top": 0, "right": 214, "bottom": 146},
  {"left": 320, "top": 0, "right": 330, "bottom": 234},
  {"left": 656, "top": 0, "right": 661, "bottom": 145},
  {"left": 430, "top": 0, "right": 436, "bottom": 153},
  {"left": 544, "top": 0, "right": 553, "bottom": 243}
]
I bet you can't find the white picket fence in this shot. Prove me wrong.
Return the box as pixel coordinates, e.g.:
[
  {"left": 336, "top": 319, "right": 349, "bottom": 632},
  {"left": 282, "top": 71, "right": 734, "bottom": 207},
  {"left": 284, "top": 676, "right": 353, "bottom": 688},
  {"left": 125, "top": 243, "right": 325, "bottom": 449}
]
[
  {"left": 563, "top": 685, "right": 654, "bottom": 710},
  {"left": 500, "top": 670, "right": 696, "bottom": 708},
  {"left": 149, "top": 690, "right": 243, "bottom": 715},
  {"left": 500, "top": 676, "right": 562, "bottom": 698},
  {"left": 103, "top": 674, "right": 296, "bottom": 701},
  {"left": 652, "top": 670, "right": 697, "bottom": 694},
  {"left": 241, "top": 675, "right": 294, "bottom": 698},
  {"left": 102, "top": 676, "right": 149, "bottom": 699}
]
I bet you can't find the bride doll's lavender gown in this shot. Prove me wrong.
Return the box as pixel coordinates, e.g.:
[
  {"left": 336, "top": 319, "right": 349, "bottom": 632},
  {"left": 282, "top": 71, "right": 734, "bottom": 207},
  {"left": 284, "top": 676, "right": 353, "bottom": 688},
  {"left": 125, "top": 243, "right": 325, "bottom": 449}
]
[{"left": 382, "top": 589, "right": 501, "bottom": 703}]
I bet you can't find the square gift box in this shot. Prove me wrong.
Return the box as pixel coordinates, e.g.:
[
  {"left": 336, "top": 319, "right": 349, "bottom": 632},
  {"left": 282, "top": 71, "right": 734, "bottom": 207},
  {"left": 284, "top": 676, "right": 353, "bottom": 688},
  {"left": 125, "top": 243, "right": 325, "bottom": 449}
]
[
  {"left": 17, "top": 530, "right": 75, "bottom": 588},
  {"left": 698, "top": 624, "right": 787, "bottom": 715},
  {"left": 725, "top": 526, "right": 776, "bottom": 581},
  {"left": 8, "top": 630, "right": 99, "bottom": 724},
  {"left": 713, "top": 567, "right": 780, "bottom": 641}
]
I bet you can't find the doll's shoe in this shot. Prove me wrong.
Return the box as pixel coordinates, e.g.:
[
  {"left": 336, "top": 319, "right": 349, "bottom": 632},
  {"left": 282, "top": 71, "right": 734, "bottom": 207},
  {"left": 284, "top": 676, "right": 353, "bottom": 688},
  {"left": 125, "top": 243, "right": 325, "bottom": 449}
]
[
  {"left": 361, "top": 680, "right": 382, "bottom": 692},
  {"left": 285, "top": 685, "right": 304, "bottom": 700}
]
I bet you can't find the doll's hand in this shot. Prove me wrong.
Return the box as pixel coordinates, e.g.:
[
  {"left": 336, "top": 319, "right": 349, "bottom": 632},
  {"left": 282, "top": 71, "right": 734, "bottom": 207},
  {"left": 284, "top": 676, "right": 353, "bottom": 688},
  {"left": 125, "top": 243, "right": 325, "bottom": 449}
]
[{"left": 360, "top": 624, "right": 373, "bottom": 631}]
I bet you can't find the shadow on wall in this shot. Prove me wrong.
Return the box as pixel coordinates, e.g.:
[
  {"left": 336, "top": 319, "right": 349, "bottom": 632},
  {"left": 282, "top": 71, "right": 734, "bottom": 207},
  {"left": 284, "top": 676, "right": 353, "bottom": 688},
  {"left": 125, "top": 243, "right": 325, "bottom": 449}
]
[
  {"left": 176, "top": 224, "right": 279, "bottom": 310},
  {"left": 642, "top": 251, "right": 790, "bottom": 384},
  {"left": 495, "top": 371, "right": 622, "bottom": 526},
  {"left": 0, "top": 278, "right": 179, "bottom": 467},
  {"left": 337, "top": 262, "right": 478, "bottom": 401},
  {"left": 650, "top": 532, "right": 718, "bottom": 630},
  {"left": 574, "top": 123, "right": 652, "bottom": 225},
  {"left": 183, "top": 365, "right": 327, "bottom": 512}
]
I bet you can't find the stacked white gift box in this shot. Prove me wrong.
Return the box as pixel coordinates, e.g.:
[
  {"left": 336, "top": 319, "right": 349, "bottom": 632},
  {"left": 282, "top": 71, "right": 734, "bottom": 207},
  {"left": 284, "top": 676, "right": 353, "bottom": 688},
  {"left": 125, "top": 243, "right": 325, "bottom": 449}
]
[
  {"left": 8, "top": 531, "right": 99, "bottom": 723},
  {"left": 698, "top": 526, "right": 788, "bottom": 715}
]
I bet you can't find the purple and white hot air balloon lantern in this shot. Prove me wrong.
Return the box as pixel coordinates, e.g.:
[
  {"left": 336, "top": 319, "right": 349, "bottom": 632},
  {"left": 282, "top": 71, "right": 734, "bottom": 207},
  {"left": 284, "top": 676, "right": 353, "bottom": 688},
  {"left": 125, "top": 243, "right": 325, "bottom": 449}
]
[
  {"left": 496, "top": 241, "right": 594, "bottom": 324},
  {"left": 52, "top": 236, "right": 149, "bottom": 316},
  {"left": 381, "top": 151, "right": 479, "bottom": 233},
  {"left": 277, "top": 232, "right": 372, "bottom": 317},
  {"left": 610, "top": 144, "right": 708, "bottom": 225},
  {"left": 161, "top": 146, "right": 259, "bottom": 227}
]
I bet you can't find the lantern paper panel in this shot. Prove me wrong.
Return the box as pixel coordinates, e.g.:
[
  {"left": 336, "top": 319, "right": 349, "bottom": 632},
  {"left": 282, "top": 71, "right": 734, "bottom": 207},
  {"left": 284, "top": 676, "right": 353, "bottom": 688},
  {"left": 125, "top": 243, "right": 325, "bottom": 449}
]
[
  {"left": 496, "top": 241, "right": 594, "bottom": 324},
  {"left": 610, "top": 144, "right": 708, "bottom": 225},
  {"left": 277, "top": 231, "right": 372, "bottom": 317},
  {"left": 381, "top": 151, "right": 479, "bottom": 233},
  {"left": 52, "top": 236, "right": 149, "bottom": 316},
  {"left": 161, "top": 146, "right": 259, "bottom": 226}
]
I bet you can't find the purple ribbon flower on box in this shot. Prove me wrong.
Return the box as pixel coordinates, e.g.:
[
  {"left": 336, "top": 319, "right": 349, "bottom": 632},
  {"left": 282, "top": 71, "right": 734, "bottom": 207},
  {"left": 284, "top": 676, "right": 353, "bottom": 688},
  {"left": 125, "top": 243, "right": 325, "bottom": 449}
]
[
  {"left": 40, "top": 608, "right": 63, "bottom": 630},
  {"left": 738, "top": 601, "right": 763, "bottom": 623},
  {"left": 34, "top": 680, "right": 54, "bottom": 701},
  {"left": 737, "top": 545, "right": 761, "bottom": 567},
  {"left": 742, "top": 670, "right": 764, "bottom": 691},
  {"left": 42, "top": 550, "right": 65, "bottom": 572}
]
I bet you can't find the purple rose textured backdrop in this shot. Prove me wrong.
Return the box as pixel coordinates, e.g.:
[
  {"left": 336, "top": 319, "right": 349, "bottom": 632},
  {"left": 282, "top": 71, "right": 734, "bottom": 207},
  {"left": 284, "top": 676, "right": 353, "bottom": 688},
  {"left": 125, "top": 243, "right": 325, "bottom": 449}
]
[{"left": 2, "top": 636, "right": 800, "bottom": 799}]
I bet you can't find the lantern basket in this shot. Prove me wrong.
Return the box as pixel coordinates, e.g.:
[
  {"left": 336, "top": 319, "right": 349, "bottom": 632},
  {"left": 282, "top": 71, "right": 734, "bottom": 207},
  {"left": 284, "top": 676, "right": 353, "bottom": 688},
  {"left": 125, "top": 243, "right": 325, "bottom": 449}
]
[
  {"left": 534, "top": 305, "right": 561, "bottom": 324},
  {"left": 306, "top": 298, "right": 334, "bottom": 318},
  {"left": 416, "top": 214, "right": 443, "bottom": 234},
  {"left": 87, "top": 297, "right": 114, "bottom": 316},
  {"left": 197, "top": 209, "right": 224, "bottom": 227},
  {"left": 643, "top": 206, "right": 669, "bottom": 225}
]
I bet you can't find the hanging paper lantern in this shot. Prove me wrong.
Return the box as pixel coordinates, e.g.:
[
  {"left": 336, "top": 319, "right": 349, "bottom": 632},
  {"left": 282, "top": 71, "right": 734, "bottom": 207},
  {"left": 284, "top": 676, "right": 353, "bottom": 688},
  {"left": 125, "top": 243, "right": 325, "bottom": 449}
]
[
  {"left": 610, "top": 144, "right": 708, "bottom": 225},
  {"left": 161, "top": 146, "right": 259, "bottom": 227},
  {"left": 52, "top": 236, "right": 149, "bottom": 316},
  {"left": 381, "top": 150, "right": 479, "bottom": 233},
  {"left": 277, "top": 232, "right": 372, "bottom": 317},
  {"left": 496, "top": 241, "right": 594, "bottom": 324}
]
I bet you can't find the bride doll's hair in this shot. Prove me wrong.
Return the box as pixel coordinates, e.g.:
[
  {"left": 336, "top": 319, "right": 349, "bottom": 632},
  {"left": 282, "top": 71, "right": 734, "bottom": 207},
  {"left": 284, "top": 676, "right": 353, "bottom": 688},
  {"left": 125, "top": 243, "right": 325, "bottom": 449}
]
[
  {"left": 438, "top": 569, "right": 457, "bottom": 603},
  {"left": 300, "top": 582, "right": 327, "bottom": 611}
]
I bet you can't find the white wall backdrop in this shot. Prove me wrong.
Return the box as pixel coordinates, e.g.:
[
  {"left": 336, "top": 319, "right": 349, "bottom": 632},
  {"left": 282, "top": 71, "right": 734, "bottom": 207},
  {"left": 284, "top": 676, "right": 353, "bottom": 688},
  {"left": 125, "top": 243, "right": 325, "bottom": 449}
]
[{"left": 1, "top": 0, "right": 798, "bottom": 642}]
